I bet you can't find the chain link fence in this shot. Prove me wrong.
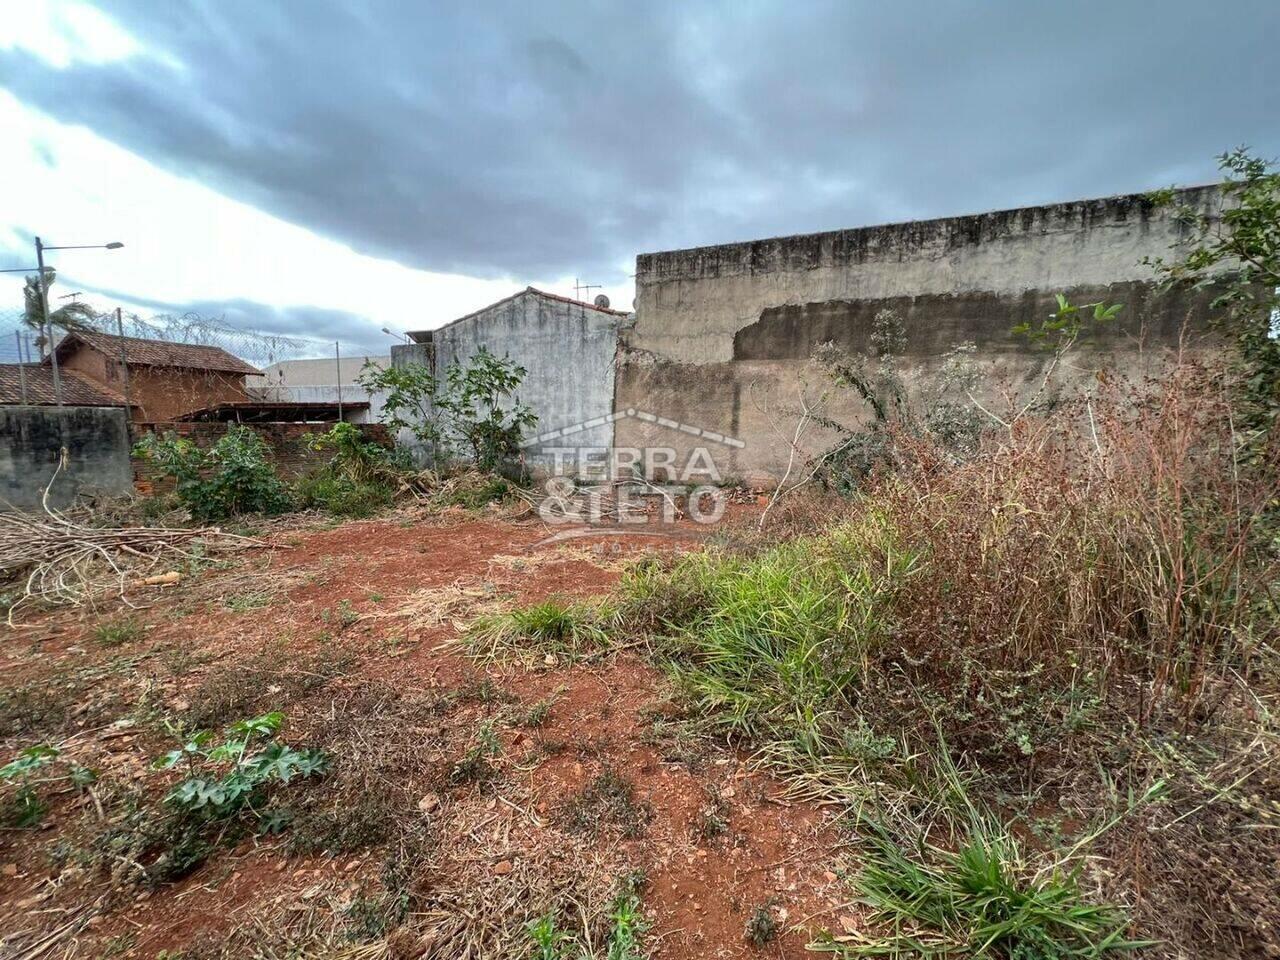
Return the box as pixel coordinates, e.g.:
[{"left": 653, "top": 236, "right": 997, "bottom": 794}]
[
  {"left": 0, "top": 305, "right": 354, "bottom": 408},
  {"left": 0, "top": 308, "right": 337, "bottom": 365}
]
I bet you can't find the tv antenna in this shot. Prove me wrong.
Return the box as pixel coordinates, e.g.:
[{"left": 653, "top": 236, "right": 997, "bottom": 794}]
[
  {"left": 573, "top": 278, "right": 601, "bottom": 302},
  {"left": 59, "top": 291, "right": 84, "bottom": 302}
]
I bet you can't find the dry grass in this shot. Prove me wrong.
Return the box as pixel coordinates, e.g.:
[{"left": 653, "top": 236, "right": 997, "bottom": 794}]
[{"left": 361, "top": 580, "right": 512, "bottom": 631}]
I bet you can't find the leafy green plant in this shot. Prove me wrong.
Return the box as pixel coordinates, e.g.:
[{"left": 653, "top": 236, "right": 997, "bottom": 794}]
[
  {"left": 525, "top": 887, "right": 648, "bottom": 960},
  {"left": 744, "top": 898, "right": 780, "bottom": 947},
  {"left": 297, "top": 422, "right": 404, "bottom": 518},
  {"left": 605, "top": 892, "right": 647, "bottom": 960},
  {"left": 1148, "top": 148, "right": 1280, "bottom": 467},
  {"left": 528, "top": 911, "right": 572, "bottom": 960},
  {"left": 1, "top": 744, "right": 95, "bottom": 826},
  {"left": 152, "top": 711, "right": 327, "bottom": 825},
  {"left": 360, "top": 349, "right": 537, "bottom": 470},
  {"left": 94, "top": 617, "right": 143, "bottom": 647},
  {"left": 134, "top": 425, "right": 293, "bottom": 522}
]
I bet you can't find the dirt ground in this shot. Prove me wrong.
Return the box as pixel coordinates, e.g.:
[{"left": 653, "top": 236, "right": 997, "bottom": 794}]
[{"left": 0, "top": 508, "right": 853, "bottom": 959}]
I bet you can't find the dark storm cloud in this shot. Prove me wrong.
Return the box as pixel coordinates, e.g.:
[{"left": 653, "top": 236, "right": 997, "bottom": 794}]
[
  {"left": 83, "top": 286, "right": 388, "bottom": 356},
  {"left": 2, "top": 0, "right": 1277, "bottom": 284}
]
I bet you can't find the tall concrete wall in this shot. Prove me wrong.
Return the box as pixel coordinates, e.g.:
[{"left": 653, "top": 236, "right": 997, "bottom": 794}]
[
  {"left": 393, "top": 290, "right": 624, "bottom": 470},
  {"left": 0, "top": 405, "right": 133, "bottom": 510},
  {"left": 618, "top": 185, "right": 1223, "bottom": 482}
]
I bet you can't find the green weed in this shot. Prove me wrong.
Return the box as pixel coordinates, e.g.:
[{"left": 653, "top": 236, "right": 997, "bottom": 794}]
[
  {"left": 744, "top": 898, "right": 780, "bottom": 947},
  {"left": 564, "top": 768, "right": 651, "bottom": 839},
  {"left": 466, "top": 597, "right": 619, "bottom": 664},
  {"left": 821, "top": 825, "right": 1148, "bottom": 958},
  {"left": 94, "top": 617, "right": 144, "bottom": 647},
  {"left": 223, "top": 591, "right": 272, "bottom": 613}
]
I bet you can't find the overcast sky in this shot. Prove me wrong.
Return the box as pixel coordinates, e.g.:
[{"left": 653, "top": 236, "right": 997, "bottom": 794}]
[{"left": 1, "top": 0, "right": 1277, "bottom": 357}]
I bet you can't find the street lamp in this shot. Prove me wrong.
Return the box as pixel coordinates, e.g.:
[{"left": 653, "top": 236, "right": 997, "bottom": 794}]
[
  {"left": 381, "top": 326, "right": 411, "bottom": 344},
  {"left": 3, "top": 237, "right": 126, "bottom": 405}
]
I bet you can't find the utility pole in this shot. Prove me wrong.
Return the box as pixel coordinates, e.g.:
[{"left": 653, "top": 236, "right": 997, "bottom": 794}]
[
  {"left": 34, "top": 237, "right": 63, "bottom": 405},
  {"left": 115, "top": 307, "right": 131, "bottom": 410}
]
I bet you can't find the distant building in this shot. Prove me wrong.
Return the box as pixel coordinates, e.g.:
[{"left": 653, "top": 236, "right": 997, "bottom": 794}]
[
  {"left": 246, "top": 354, "right": 389, "bottom": 423},
  {"left": 46, "top": 331, "right": 261, "bottom": 422},
  {"left": 251, "top": 355, "right": 389, "bottom": 389}
]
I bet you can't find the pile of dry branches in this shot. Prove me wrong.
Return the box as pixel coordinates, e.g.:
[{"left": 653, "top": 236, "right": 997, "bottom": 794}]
[{"left": 0, "top": 505, "right": 260, "bottom": 622}]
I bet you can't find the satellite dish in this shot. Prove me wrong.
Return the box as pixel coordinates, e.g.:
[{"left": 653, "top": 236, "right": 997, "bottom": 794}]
[{"left": 594, "top": 293, "right": 611, "bottom": 309}]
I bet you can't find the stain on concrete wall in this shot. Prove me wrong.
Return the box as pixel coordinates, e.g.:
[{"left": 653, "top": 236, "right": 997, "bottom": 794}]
[
  {"left": 619, "top": 185, "right": 1224, "bottom": 482},
  {"left": 0, "top": 405, "right": 133, "bottom": 510}
]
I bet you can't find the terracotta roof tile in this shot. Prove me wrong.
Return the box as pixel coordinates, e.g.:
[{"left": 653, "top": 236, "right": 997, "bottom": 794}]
[
  {"left": 0, "top": 365, "right": 129, "bottom": 406},
  {"left": 50, "top": 331, "right": 261, "bottom": 375},
  {"left": 407, "top": 286, "right": 630, "bottom": 340}
]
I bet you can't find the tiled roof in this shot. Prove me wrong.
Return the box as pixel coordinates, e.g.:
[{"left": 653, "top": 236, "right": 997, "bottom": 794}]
[
  {"left": 0, "top": 364, "right": 129, "bottom": 406},
  {"left": 50, "top": 331, "right": 261, "bottom": 375},
  {"left": 407, "top": 286, "right": 631, "bottom": 341}
]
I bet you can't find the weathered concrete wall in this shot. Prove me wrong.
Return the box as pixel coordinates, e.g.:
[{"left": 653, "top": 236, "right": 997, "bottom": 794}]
[
  {"left": 392, "top": 290, "right": 623, "bottom": 470},
  {"left": 619, "top": 185, "right": 1224, "bottom": 481},
  {"left": 0, "top": 405, "right": 133, "bottom": 510}
]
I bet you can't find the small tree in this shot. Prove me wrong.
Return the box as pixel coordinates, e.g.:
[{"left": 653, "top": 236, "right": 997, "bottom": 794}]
[
  {"left": 435, "top": 347, "right": 537, "bottom": 471},
  {"left": 360, "top": 349, "right": 536, "bottom": 472},
  {"left": 134, "top": 425, "right": 293, "bottom": 522},
  {"left": 21, "top": 268, "right": 98, "bottom": 354},
  {"left": 357, "top": 361, "right": 439, "bottom": 451},
  {"left": 1147, "top": 148, "right": 1280, "bottom": 463}
]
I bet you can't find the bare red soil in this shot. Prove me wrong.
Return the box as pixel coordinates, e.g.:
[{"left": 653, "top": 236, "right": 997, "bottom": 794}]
[{"left": 0, "top": 511, "right": 849, "bottom": 959}]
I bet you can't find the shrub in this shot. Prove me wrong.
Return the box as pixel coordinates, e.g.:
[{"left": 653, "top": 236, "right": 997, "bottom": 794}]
[
  {"left": 295, "top": 471, "right": 393, "bottom": 518},
  {"left": 360, "top": 348, "right": 537, "bottom": 471},
  {"left": 1, "top": 744, "right": 95, "bottom": 827},
  {"left": 134, "top": 425, "right": 293, "bottom": 522},
  {"left": 152, "top": 711, "right": 326, "bottom": 827}
]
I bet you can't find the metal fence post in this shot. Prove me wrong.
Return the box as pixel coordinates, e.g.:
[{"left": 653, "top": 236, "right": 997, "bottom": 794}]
[
  {"left": 335, "top": 340, "right": 343, "bottom": 421},
  {"left": 15, "top": 330, "right": 28, "bottom": 404},
  {"left": 115, "top": 307, "right": 131, "bottom": 410}
]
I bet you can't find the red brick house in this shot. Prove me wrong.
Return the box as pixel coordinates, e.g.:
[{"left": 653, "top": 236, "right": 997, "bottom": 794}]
[{"left": 46, "top": 332, "right": 261, "bottom": 422}]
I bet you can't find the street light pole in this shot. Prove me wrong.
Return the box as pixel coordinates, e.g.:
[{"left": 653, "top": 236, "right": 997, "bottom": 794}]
[{"left": 34, "top": 236, "right": 63, "bottom": 405}]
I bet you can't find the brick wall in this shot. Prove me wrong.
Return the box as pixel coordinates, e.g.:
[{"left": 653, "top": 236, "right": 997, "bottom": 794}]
[
  {"left": 131, "top": 420, "right": 392, "bottom": 492},
  {"left": 61, "top": 345, "right": 253, "bottom": 421}
]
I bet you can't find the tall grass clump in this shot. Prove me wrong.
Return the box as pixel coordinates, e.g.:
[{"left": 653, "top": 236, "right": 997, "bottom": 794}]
[
  {"left": 616, "top": 352, "right": 1279, "bottom": 957},
  {"left": 465, "top": 596, "right": 620, "bottom": 664},
  {"left": 625, "top": 517, "right": 917, "bottom": 741}
]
